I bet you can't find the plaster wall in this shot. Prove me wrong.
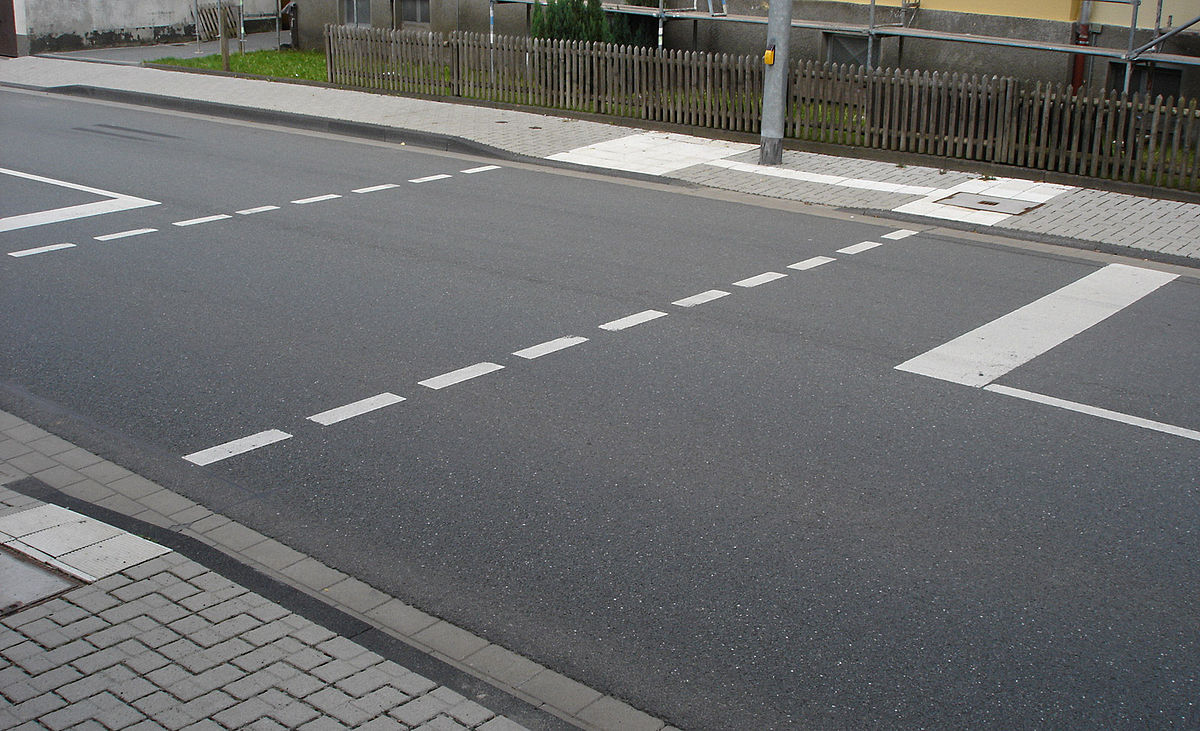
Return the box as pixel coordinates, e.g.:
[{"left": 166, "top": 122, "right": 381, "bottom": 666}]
[{"left": 25, "top": 0, "right": 199, "bottom": 50}]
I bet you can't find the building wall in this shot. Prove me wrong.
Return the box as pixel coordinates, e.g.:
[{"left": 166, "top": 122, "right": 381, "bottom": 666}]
[{"left": 24, "top": 0, "right": 196, "bottom": 51}]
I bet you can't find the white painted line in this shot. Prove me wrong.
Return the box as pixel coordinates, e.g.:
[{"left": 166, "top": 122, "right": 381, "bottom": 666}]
[
  {"left": 236, "top": 205, "right": 280, "bottom": 215},
  {"left": 352, "top": 184, "right": 399, "bottom": 193},
  {"left": 307, "top": 393, "right": 405, "bottom": 426},
  {"left": 173, "top": 214, "right": 231, "bottom": 227},
  {"left": 461, "top": 165, "right": 501, "bottom": 174},
  {"left": 985, "top": 384, "right": 1200, "bottom": 443},
  {"left": 183, "top": 429, "right": 292, "bottom": 466},
  {"left": 600, "top": 310, "right": 668, "bottom": 331},
  {"left": 419, "top": 362, "right": 504, "bottom": 390},
  {"left": 513, "top": 336, "right": 589, "bottom": 359},
  {"left": 410, "top": 174, "right": 452, "bottom": 183},
  {"left": 95, "top": 228, "right": 156, "bottom": 241},
  {"left": 733, "top": 272, "right": 787, "bottom": 288},
  {"left": 836, "top": 241, "right": 884, "bottom": 255},
  {"left": 0, "top": 167, "right": 160, "bottom": 233},
  {"left": 673, "top": 289, "right": 730, "bottom": 307},
  {"left": 8, "top": 243, "right": 75, "bottom": 257},
  {"left": 896, "top": 263, "right": 1178, "bottom": 387},
  {"left": 787, "top": 256, "right": 836, "bottom": 271},
  {"left": 292, "top": 194, "right": 342, "bottom": 205},
  {"left": 882, "top": 229, "right": 918, "bottom": 240}
]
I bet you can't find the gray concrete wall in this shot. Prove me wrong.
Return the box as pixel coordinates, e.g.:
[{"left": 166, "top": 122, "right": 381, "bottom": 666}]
[{"left": 25, "top": 0, "right": 197, "bottom": 51}]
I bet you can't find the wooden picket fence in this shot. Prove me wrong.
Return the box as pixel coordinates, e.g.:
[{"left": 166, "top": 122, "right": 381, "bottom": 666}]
[{"left": 326, "top": 25, "right": 1200, "bottom": 191}]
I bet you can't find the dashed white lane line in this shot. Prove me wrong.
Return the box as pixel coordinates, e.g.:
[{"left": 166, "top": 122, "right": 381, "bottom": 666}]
[
  {"left": 984, "top": 384, "right": 1200, "bottom": 443},
  {"left": 733, "top": 272, "right": 787, "bottom": 288},
  {"left": 896, "top": 263, "right": 1177, "bottom": 388},
  {"left": 836, "top": 241, "right": 884, "bottom": 255},
  {"left": 173, "top": 214, "right": 232, "bottom": 227},
  {"left": 307, "top": 393, "right": 406, "bottom": 426},
  {"left": 513, "top": 336, "right": 589, "bottom": 359},
  {"left": 410, "top": 174, "right": 452, "bottom": 184},
  {"left": 292, "top": 194, "right": 342, "bottom": 205},
  {"left": 8, "top": 243, "right": 76, "bottom": 257},
  {"left": 419, "top": 362, "right": 505, "bottom": 390},
  {"left": 788, "top": 256, "right": 836, "bottom": 271},
  {"left": 673, "top": 289, "right": 730, "bottom": 307},
  {"left": 600, "top": 310, "right": 669, "bottom": 331},
  {"left": 882, "top": 229, "right": 918, "bottom": 240},
  {"left": 237, "top": 205, "right": 280, "bottom": 215},
  {"left": 95, "top": 228, "right": 156, "bottom": 241},
  {"left": 461, "top": 165, "right": 501, "bottom": 174},
  {"left": 184, "top": 429, "right": 292, "bottom": 466},
  {"left": 353, "top": 184, "right": 400, "bottom": 193}
]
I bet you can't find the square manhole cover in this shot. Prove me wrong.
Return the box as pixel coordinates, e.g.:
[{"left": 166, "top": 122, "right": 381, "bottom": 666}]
[
  {"left": 935, "top": 192, "right": 1042, "bottom": 215},
  {"left": 0, "top": 546, "right": 80, "bottom": 615}
]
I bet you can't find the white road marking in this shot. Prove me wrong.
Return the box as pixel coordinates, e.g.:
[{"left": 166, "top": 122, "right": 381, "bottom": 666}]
[
  {"left": 836, "top": 241, "right": 884, "bottom": 255},
  {"left": 237, "top": 205, "right": 280, "bottom": 215},
  {"left": 673, "top": 289, "right": 730, "bottom": 307},
  {"left": 410, "top": 174, "right": 452, "bottom": 183},
  {"left": 882, "top": 229, "right": 918, "bottom": 240},
  {"left": 461, "top": 165, "right": 501, "bottom": 174},
  {"left": 307, "top": 393, "right": 406, "bottom": 426},
  {"left": 733, "top": 272, "right": 787, "bottom": 288},
  {"left": 600, "top": 310, "right": 668, "bottom": 331},
  {"left": 419, "top": 362, "right": 504, "bottom": 389},
  {"left": 352, "top": 184, "right": 399, "bottom": 193},
  {"left": 704, "top": 159, "right": 939, "bottom": 195},
  {"left": 94, "top": 228, "right": 156, "bottom": 241},
  {"left": 549, "top": 133, "right": 755, "bottom": 175},
  {"left": 292, "top": 194, "right": 342, "bottom": 205},
  {"left": 513, "top": 336, "right": 588, "bottom": 359},
  {"left": 8, "top": 243, "right": 76, "bottom": 257},
  {"left": 0, "top": 167, "right": 160, "bottom": 233},
  {"left": 985, "top": 384, "right": 1200, "bottom": 443},
  {"left": 183, "top": 429, "right": 292, "bottom": 466},
  {"left": 787, "top": 256, "right": 836, "bottom": 271},
  {"left": 173, "top": 214, "right": 231, "bottom": 227},
  {"left": 896, "top": 263, "right": 1178, "bottom": 388}
]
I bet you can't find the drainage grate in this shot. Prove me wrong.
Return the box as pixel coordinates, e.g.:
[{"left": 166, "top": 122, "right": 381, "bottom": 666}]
[
  {"left": 935, "top": 193, "right": 1043, "bottom": 215},
  {"left": 0, "top": 546, "right": 79, "bottom": 615}
]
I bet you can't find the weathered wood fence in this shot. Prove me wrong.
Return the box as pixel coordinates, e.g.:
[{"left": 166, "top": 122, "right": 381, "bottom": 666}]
[{"left": 326, "top": 25, "right": 1200, "bottom": 191}]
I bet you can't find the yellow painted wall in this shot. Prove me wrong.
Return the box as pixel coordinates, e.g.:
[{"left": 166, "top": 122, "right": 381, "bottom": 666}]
[
  {"left": 1092, "top": 0, "right": 1196, "bottom": 29},
  {"left": 823, "top": 0, "right": 1077, "bottom": 23}
]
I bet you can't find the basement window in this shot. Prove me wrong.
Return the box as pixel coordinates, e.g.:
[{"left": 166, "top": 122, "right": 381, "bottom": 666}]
[
  {"left": 401, "top": 0, "right": 430, "bottom": 24},
  {"left": 343, "top": 0, "right": 371, "bottom": 26}
]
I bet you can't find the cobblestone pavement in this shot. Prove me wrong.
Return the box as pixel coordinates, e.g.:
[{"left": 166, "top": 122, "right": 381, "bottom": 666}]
[
  {"left": 0, "top": 485, "right": 532, "bottom": 731},
  {"left": 1, "top": 52, "right": 1196, "bottom": 264},
  {"left": 0, "top": 409, "right": 672, "bottom": 731}
]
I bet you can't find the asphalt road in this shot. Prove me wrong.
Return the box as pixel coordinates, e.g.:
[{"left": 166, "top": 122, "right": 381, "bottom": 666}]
[{"left": 3, "top": 88, "right": 1198, "bottom": 730}]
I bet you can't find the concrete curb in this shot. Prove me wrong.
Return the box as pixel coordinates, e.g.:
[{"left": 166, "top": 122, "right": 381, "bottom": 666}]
[{"left": 0, "top": 407, "right": 679, "bottom": 731}]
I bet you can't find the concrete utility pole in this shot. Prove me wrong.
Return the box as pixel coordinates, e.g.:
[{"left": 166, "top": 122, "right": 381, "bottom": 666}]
[{"left": 758, "top": 0, "right": 791, "bottom": 165}]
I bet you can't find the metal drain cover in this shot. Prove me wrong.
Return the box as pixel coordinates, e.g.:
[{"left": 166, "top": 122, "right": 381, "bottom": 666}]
[
  {"left": 0, "top": 547, "right": 78, "bottom": 615},
  {"left": 935, "top": 193, "right": 1042, "bottom": 215}
]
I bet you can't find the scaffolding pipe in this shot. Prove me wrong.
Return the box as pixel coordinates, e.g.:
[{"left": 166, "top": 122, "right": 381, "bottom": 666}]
[{"left": 1128, "top": 13, "right": 1200, "bottom": 59}]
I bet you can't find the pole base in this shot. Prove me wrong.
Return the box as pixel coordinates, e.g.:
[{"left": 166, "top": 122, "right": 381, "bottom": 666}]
[{"left": 758, "top": 137, "right": 783, "bottom": 166}]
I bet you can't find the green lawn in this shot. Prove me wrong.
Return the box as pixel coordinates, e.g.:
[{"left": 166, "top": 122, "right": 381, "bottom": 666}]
[{"left": 152, "top": 48, "right": 326, "bottom": 81}]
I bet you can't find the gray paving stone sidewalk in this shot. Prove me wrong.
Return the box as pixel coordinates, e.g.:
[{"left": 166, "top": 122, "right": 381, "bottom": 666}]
[
  {"left": 1, "top": 52, "right": 1197, "bottom": 264},
  {"left": 0, "top": 485, "right": 530, "bottom": 731}
]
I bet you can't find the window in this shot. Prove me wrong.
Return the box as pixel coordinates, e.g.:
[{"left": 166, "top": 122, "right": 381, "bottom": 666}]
[
  {"left": 825, "top": 33, "right": 868, "bottom": 67},
  {"left": 1108, "top": 62, "right": 1182, "bottom": 99},
  {"left": 401, "top": 0, "right": 429, "bottom": 24},
  {"left": 343, "top": 0, "right": 370, "bottom": 26}
]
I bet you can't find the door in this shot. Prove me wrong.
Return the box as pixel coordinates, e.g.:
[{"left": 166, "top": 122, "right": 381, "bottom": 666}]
[{"left": 0, "top": 0, "right": 18, "bottom": 57}]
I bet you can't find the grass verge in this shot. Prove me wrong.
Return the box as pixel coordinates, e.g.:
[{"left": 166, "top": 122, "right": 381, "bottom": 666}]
[{"left": 152, "top": 48, "right": 326, "bottom": 81}]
